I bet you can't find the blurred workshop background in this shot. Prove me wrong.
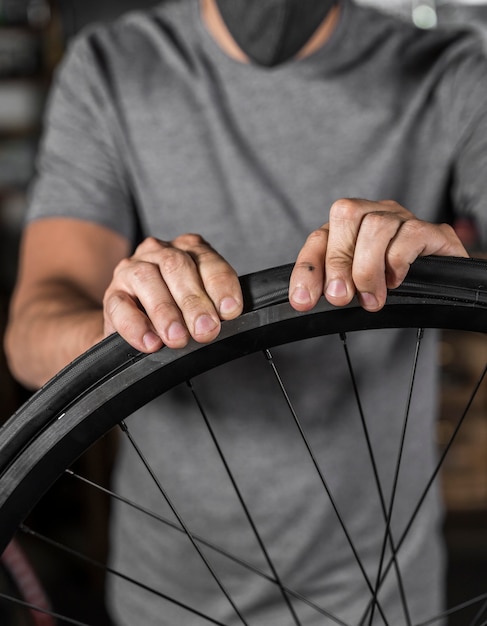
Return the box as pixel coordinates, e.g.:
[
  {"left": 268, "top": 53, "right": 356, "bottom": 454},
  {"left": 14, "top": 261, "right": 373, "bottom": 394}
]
[{"left": 0, "top": 1, "right": 486, "bottom": 624}]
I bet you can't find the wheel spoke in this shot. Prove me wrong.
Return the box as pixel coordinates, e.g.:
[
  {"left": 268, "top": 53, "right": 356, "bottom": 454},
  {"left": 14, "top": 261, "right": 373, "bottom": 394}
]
[
  {"left": 18, "top": 525, "right": 229, "bottom": 625},
  {"left": 414, "top": 591, "right": 487, "bottom": 625},
  {"left": 397, "top": 362, "right": 486, "bottom": 563},
  {"left": 187, "top": 380, "right": 303, "bottom": 626},
  {"left": 65, "top": 469, "right": 352, "bottom": 626},
  {"left": 0, "top": 259, "right": 484, "bottom": 626},
  {"left": 471, "top": 598, "right": 487, "bottom": 625},
  {"left": 119, "top": 420, "right": 249, "bottom": 626},
  {"left": 365, "top": 361, "right": 487, "bottom": 623},
  {"left": 264, "top": 348, "right": 391, "bottom": 626},
  {"left": 340, "top": 331, "right": 413, "bottom": 626},
  {"left": 369, "top": 329, "right": 425, "bottom": 626},
  {"left": 65, "top": 469, "right": 283, "bottom": 584},
  {"left": 0, "top": 591, "right": 91, "bottom": 626}
]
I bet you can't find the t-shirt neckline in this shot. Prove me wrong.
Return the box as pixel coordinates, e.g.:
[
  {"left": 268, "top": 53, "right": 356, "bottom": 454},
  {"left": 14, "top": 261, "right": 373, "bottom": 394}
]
[{"left": 191, "top": 0, "right": 352, "bottom": 77}]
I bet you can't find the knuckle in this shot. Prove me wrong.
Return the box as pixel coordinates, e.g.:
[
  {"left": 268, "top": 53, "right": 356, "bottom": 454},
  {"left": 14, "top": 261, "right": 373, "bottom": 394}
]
[
  {"left": 399, "top": 218, "right": 425, "bottom": 239},
  {"left": 353, "top": 266, "right": 375, "bottom": 287},
  {"left": 387, "top": 272, "right": 406, "bottom": 290},
  {"left": 180, "top": 292, "right": 206, "bottom": 313},
  {"left": 149, "top": 299, "right": 174, "bottom": 321},
  {"left": 116, "top": 315, "right": 138, "bottom": 339},
  {"left": 361, "top": 211, "right": 388, "bottom": 231},
  {"left": 305, "top": 227, "right": 328, "bottom": 247},
  {"left": 136, "top": 236, "right": 164, "bottom": 254},
  {"left": 386, "top": 247, "right": 407, "bottom": 270},
  {"left": 131, "top": 261, "right": 160, "bottom": 285},
  {"left": 194, "top": 247, "right": 219, "bottom": 263},
  {"left": 438, "top": 222, "right": 457, "bottom": 239},
  {"left": 158, "top": 247, "right": 192, "bottom": 277},
  {"left": 113, "top": 256, "right": 133, "bottom": 277},
  {"left": 330, "top": 198, "right": 359, "bottom": 221},
  {"left": 204, "top": 267, "right": 238, "bottom": 291},
  {"left": 326, "top": 252, "right": 353, "bottom": 271},
  {"left": 103, "top": 291, "right": 129, "bottom": 320},
  {"left": 378, "top": 199, "right": 401, "bottom": 212},
  {"left": 191, "top": 247, "right": 220, "bottom": 268},
  {"left": 172, "top": 233, "right": 207, "bottom": 250}
]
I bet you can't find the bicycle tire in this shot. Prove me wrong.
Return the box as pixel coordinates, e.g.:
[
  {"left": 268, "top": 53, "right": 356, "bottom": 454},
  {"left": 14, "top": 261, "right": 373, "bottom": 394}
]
[
  {"left": 0, "top": 255, "right": 486, "bottom": 626},
  {"left": 0, "top": 255, "right": 486, "bottom": 555}
]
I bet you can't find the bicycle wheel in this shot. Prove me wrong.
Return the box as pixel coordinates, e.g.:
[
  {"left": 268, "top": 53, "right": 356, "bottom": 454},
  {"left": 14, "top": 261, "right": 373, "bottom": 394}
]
[
  {"left": 0, "top": 538, "right": 54, "bottom": 626},
  {"left": 0, "top": 255, "right": 486, "bottom": 626}
]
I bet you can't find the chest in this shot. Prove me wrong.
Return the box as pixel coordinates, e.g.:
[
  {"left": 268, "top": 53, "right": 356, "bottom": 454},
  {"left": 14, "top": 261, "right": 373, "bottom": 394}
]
[{"left": 118, "top": 68, "right": 452, "bottom": 271}]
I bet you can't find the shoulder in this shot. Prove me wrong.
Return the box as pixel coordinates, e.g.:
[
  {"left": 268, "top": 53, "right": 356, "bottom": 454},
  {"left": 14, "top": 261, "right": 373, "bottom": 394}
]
[
  {"left": 347, "top": 0, "right": 487, "bottom": 78},
  {"left": 56, "top": 0, "right": 200, "bottom": 93}
]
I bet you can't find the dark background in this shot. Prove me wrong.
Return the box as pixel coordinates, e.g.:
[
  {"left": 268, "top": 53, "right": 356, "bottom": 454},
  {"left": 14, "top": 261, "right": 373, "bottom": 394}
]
[{"left": 0, "top": 1, "right": 486, "bottom": 624}]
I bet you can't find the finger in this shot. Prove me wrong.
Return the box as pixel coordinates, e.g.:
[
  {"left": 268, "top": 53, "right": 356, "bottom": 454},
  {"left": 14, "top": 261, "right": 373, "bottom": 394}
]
[
  {"left": 103, "top": 288, "right": 166, "bottom": 353},
  {"left": 105, "top": 255, "right": 190, "bottom": 350},
  {"left": 289, "top": 227, "right": 328, "bottom": 311},
  {"left": 385, "top": 221, "right": 469, "bottom": 288},
  {"left": 107, "top": 235, "right": 242, "bottom": 350},
  {"left": 324, "top": 199, "right": 411, "bottom": 308},
  {"left": 350, "top": 210, "right": 406, "bottom": 311},
  {"left": 138, "top": 238, "right": 223, "bottom": 344},
  {"left": 323, "top": 199, "right": 366, "bottom": 307},
  {"left": 173, "top": 234, "right": 243, "bottom": 320}
]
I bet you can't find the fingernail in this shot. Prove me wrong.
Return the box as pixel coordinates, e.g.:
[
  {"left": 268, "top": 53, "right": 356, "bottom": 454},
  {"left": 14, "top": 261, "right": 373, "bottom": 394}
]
[
  {"left": 326, "top": 279, "right": 347, "bottom": 299},
  {"left": 195, "top": 314, "right": 218, "bottom": 336},
  {"left": 219, "top": 296, "right": 240, "bottom": 317},
  {"left": 291, "top": 286, "right": 311, "bottom": 305},
  {"left": 167, "top": 321, "right": 187, "bottom": 342},
  {"left": 361, "top": 292, "right": 379, "bottom": 310},
  {"left": 143, "top": 331, "right": 162, "bottom": 351}
]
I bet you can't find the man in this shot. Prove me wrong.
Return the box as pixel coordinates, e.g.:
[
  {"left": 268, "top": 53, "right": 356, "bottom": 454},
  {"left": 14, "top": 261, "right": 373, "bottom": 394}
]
[{"left": 4, "top": 0, "right": 485, "bottom": 624}]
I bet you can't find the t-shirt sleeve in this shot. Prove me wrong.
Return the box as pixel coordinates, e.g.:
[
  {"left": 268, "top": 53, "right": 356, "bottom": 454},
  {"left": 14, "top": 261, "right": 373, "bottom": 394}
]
[
  {"left": 26, "top": 31, "right": 137, "bottom": 244},
  {"left": 447, "top": 37, "right": 487, "bottom": 247}
]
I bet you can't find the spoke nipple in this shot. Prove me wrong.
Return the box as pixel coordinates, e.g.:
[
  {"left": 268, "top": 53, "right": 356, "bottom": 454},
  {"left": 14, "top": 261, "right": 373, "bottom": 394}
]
[{"left": 119, "top": 420, "right": 128, "bottom": 433}]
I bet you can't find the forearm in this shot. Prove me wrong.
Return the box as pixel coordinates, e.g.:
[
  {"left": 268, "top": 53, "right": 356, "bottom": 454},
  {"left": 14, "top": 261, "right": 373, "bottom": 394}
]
[{"left": 4, "top": 281, "right": 105, "bottom": 389}]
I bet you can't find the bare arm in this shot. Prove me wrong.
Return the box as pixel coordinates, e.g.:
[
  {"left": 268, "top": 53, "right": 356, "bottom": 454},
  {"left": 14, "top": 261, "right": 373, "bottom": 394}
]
[
  {"left": 5, "top": 199, "right": 469, "bottom": 391},
  {"left": 5, "top": 219, "right": 243, "bottom": 389},
  {"left": 4, "top": 218, "right": 130, "bottom": 389}
]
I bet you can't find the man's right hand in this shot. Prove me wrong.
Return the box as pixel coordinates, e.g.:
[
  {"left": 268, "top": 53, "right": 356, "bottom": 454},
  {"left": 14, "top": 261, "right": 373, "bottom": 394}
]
[
  {"left": 5, "top": 221, "right": 242, "bottom": 388},
  {"left": 103, "top": 234, "right": 243, "bottom": 353}
]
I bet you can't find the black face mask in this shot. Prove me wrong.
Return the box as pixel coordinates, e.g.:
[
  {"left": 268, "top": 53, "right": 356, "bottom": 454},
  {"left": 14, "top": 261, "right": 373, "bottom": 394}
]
[{"left": 214, "top": 0, "right": 337, "bottom": 67}]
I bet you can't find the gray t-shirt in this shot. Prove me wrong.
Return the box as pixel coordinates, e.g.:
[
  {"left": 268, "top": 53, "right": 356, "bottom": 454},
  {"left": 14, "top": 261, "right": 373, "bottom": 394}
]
[{"left": 27, "top": 0, "right": 487, "bottom": 624}]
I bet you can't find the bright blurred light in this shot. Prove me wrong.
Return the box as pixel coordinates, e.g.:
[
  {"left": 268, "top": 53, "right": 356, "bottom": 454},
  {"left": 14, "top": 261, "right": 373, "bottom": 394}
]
[{"left": 412, "top": 4, "right": 439, "bottom": 28}]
